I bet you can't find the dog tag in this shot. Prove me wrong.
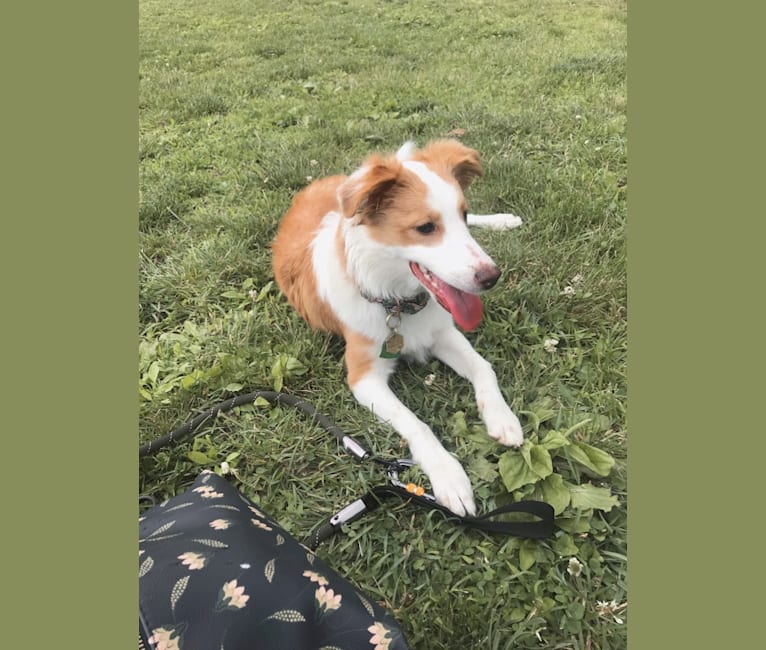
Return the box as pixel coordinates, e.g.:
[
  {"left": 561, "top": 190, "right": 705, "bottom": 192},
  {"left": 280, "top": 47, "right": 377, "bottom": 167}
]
[{"left": 381, "top": 332, "right": 404, "bottom": 358}]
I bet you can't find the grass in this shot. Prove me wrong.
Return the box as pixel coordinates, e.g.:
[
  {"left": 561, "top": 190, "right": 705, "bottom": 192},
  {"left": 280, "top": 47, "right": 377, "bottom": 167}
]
[{"left": 139, "top": 0, "right": 627, "bottom": 647}]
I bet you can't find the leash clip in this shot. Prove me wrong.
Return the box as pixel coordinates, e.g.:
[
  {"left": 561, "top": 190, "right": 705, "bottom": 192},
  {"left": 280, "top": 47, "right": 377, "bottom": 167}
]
[
  {"left": 386, "top": 459, "right": 437, "bottom": 502},
  {"left": 329, "top": 498, "right": 369, "bottom": 527}
]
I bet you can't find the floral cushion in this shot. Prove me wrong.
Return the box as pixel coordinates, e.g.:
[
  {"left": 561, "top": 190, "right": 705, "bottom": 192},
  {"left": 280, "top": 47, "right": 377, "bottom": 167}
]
[{"left": 139, "top": 471, "right": 409, "bottom": 650}]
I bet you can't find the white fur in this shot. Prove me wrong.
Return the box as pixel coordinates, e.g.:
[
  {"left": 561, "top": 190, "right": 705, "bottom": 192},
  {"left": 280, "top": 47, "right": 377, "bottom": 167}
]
[
  {"left": 466, "top": 213, "right": 524, "bottom": 230},
  {"left": 306, "top": 149, "right": 525, "bottom": 517}
]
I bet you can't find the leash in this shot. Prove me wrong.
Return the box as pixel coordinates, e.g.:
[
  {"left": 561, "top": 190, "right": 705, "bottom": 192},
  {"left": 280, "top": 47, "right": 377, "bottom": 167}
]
[{"left": 139, "top": 391, "right": 554, "bottom": 549}]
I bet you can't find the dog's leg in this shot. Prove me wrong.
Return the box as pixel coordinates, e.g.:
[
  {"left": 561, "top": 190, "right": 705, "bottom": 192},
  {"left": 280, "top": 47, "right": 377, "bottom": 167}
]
[
  {"left": 466, "top": 213, "right": 523, "bottom": 230},
  {"left": 432, "top": 327, "right": 524, "bottom": 448},
  {"left": 344, "top": 332, "right": 476, "bottom": 516}
]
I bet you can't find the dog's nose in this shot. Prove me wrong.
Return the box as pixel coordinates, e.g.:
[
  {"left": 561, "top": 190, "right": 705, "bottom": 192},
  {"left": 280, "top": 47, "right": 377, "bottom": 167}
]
[{"left": 475, "top": 265, "right": 501, "bottom": 290}]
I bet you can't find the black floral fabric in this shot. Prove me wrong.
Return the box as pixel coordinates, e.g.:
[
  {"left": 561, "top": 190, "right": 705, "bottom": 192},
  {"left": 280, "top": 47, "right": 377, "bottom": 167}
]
[{"left": 139, "top": 471, "right": 410, "bottom": 650}]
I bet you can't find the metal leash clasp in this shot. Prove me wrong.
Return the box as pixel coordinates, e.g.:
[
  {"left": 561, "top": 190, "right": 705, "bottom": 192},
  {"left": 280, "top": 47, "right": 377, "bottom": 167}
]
[{"left": 386, "top": 459, "right": 437, "bottom": 502}]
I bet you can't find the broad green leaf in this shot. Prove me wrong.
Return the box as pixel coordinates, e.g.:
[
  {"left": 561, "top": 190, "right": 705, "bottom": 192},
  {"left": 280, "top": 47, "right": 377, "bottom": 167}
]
[
  {"left": 552, "top": 533, "right": 579, "bottom": 557},
  {"left": 188, "top": 451, "right": 213, "bottom": 465},
  {"left": 147, "top": 361, "right": 160, "bottom": 386},
  {"left": 450, "top": 411, "right": 468, "bottom": 437},
  {"left": 518, "top": 397, "right": 556, "bottom": 432},
  {"left": 224, "top": 382, "right": 244, "bottom": 392},
  {"left": 567, "top": 442, "right": 615, "bottom": 477},
  {"left": 254, "top": 396, "right": 271, "bottom": 407},
  {"left": 568, "top": 483, "right": 619, "bottom": 512},
  {"left": 519, "top": 542, "right": 536, "bottom": 570},
  {"left": 256, "top": 281, "right": 274, "bottom": 302},
  {"left": 467, "top": 455, "right": 498, "bottom": 483},
  {"left": 510, "top": 608, "right": 526, "bottom": 623},
  {"left": 498, "top": 451, "right": 539, "bottom": 493},
  {"left": 285, "top": 356, "right": 307, "bottom": 375},
  {"left": 180, "top": 374, "right": 198, "bottom": 389},
  {"left": 540, "top": 430, "right": 570, "bottom": 452},
  {"left": 555, "top": 510, "right": 593, "bottom": 534},
  {"left": 220, "top": 290, "right": 245, "bottom": 299},
  {"left": 528, "top": 444, "right": 553, "bottom": 480},
  {"left": 540, "top": 473, "right": 572, "bottom": 515},
  {"left": 270, "top": 356, "right": 285, "bottom": 378},
  {"left": 520, "top": 440, "right": 533, "bottom": 466},
  {"left": 566, "top": 601, "right": 585, "bottom": 620}
]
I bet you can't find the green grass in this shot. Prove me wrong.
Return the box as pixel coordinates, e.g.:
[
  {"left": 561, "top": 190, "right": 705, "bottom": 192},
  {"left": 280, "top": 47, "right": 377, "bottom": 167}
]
[{"left": 139, "top": 0, "right": 627, "bottom": 647}]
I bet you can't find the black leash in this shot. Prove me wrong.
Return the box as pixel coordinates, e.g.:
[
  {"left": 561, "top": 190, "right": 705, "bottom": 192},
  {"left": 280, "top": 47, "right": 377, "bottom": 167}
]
[{"left": 139, "top": 391, "right": 554, "bottom": 549}]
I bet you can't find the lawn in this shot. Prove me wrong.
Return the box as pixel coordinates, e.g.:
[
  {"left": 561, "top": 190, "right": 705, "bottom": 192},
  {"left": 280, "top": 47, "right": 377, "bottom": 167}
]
[{"left": 139, "top": 0, "right": 627, "bottom": 647}]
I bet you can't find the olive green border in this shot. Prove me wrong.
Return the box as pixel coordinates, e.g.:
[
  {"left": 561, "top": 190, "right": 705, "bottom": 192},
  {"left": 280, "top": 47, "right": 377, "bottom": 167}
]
[
  {"left": 3, "top": 3, "right": 137, "bottom": 643},
  {"left": 629, "top": 3, "right": 761, "bottom": 648},
  {"left": 6, "top": 1, "right": 760, "bottom": 645}
]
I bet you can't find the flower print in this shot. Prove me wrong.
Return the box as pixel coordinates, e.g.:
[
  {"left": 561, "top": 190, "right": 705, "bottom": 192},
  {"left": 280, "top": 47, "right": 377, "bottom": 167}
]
[
  {"left": 302, "top": 570, "right": 329, "bottom": 586},
  {"left": 248, "top": 505, "right": 266, "bottom": 518},
  {"left": 368, "top": 621, "right": 393, "bottom": 650},
  {"left": 178, "top": 552, "right": 206, "bottom": 571},
  {"left": 209, "top": 519, "right": 231, "bottom": 530},
  {"left": 147, "top": 625, "right": 183, "bottom": 650},
  {"left": 192, "top": 485, "right": 224, "bottom": 499},
  {"left": 315, "top": 585, "right": 342, "bottom": 613},
  {"left": 251, "top": 518, "right": 272, "bottom": 531},
  {"left": 217, "top": 579, "right": 250, "bottom": 610}
]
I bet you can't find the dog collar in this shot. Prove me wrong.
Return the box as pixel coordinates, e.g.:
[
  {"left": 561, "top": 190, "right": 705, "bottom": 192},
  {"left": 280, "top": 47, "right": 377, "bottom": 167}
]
[{"left": 360, "top": 291, "right": 430, "bottom": 315}]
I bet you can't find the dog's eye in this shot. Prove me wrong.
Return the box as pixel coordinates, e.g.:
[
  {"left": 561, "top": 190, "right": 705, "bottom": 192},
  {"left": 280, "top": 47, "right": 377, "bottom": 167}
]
[{"left": 416, "top": 222, "right": 436, "bottom": 235}]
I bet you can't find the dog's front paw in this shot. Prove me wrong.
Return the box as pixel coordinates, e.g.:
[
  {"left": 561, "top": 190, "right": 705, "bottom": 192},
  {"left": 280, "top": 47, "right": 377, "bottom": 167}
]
[
  {"left": 424, "top": 454, "right": 476, "bottom": 517},
  {"left": 484, "top": 406, "right": 524, "bottom": 448}
]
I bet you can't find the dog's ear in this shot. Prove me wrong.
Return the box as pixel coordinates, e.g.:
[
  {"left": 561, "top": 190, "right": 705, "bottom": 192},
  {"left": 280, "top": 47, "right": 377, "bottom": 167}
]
[
  {"left": 415, "top": 139, "right": 483, "bottom": 190},
  {"left": 339, "top": 155, "right": 403, "bottom": 221}
]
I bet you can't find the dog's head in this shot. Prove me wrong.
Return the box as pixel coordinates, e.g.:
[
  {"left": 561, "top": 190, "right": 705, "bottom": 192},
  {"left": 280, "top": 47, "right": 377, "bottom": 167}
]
[{"left": 338, "top": 139, "right": 501, "bottom": 331}]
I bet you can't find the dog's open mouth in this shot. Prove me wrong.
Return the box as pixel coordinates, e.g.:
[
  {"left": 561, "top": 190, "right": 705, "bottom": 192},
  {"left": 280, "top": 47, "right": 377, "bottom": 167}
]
[{"left": 409, "top": 261, "right": 483, "bottom": 331}]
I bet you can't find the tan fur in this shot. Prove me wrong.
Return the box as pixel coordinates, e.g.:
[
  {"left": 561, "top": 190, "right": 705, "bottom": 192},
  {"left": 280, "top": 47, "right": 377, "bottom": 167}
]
[
  {"left": 413, "top": 139, "right": 483, "bottom": 190},
  {"left": 272, "top": 176, "right": 346, "bottom": 334},
  {"left": 341, "top": 153, "right": 447, "bottom": 248},
  {"left": 342, "top": 328, "right": 376, "bottom": 386}
]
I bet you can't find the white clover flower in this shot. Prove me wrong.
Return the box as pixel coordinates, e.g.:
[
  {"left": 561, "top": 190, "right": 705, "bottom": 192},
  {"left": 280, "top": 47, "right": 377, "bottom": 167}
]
[
  {"left": 424, "top": 373, "right": 436, "bottom": 386},
  {"left": 567, "top": 557, "right": 583, "bottom": 577},
  {"left": 543, "top": 338, "right": 559, "bottom": 353},
  {"left": 596, "top": 599, "right": 627, "bottom": 624},
  {"left": 561, "top": 285, "right": 576, "bottom": 297},
  {"left": 571, "top": 273, "right": 584, "bottom": 285}
]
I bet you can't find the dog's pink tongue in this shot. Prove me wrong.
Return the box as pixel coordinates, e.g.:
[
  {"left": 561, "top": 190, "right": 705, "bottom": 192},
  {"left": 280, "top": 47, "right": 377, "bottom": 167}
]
[
  {"left": 441, "top": 285, "right": 484, "bottom": 331},
  {"left": 409, "top": 262, "right": 483, "bottom": 331}
]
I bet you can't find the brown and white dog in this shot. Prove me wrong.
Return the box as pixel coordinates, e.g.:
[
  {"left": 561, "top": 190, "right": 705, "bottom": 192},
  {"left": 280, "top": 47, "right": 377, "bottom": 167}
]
[{"left": 272, "top": 139, "right": 524, "bottom": 516}]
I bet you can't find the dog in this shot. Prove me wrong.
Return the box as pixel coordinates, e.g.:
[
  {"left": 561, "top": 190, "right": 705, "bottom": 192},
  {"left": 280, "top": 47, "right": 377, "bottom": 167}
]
[{"left": 272, "top": 139, "right": 524, "bottom": 516}]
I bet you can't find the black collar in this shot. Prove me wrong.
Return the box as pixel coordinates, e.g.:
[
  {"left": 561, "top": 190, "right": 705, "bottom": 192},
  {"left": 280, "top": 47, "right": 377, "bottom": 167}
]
[{"left": 361, "top": 290, "right": 430, "bottom": 315}]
